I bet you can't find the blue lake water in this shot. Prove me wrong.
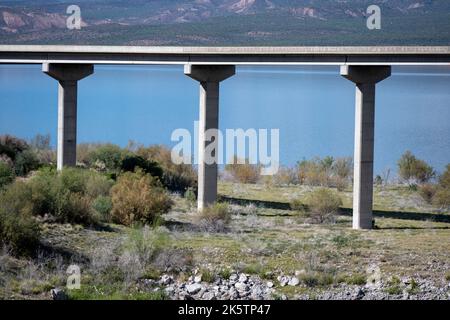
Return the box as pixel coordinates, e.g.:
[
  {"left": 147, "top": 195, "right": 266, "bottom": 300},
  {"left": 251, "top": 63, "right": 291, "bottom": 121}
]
[{"left": 0, "top": 64, "right": 449, "bottom": 176}]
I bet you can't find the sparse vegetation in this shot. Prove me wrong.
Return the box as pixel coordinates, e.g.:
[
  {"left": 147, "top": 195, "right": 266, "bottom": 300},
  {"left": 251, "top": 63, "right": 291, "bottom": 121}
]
[
  {"left": 195, "top": 202, "right": 231, "bottom": 232},
  {"left": 0, "top": 134, "right": 449, "bottom": 300},
  {"left": 296, "top": 156, "right": 352, "bottom": 190},
  {"left": 385, "top": 276, "right": 403, "bottom": 295}
]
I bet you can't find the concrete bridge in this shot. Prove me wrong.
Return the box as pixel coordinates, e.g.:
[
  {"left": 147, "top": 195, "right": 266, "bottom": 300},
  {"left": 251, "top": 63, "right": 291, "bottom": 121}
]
[{"left": 1, "top": 45, "right": 450, "bottom": 230}]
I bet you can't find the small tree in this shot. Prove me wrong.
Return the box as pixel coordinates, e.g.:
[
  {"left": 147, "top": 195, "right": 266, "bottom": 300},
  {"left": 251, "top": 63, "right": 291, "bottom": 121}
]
[{"left": 398, "top": 151, "right": 435, "bottom": 184}]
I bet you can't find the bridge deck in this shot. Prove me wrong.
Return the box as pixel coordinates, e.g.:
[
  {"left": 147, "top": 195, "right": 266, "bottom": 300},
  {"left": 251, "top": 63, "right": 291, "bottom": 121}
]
[{"left": 0, "top": 45, "right": 449, "bottom": 65}]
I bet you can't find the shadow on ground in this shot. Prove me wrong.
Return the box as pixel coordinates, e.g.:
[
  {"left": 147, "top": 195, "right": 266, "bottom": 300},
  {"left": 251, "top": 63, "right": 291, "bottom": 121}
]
[{"left": 220, "top": 195, "right": 450, "bottom": 224}]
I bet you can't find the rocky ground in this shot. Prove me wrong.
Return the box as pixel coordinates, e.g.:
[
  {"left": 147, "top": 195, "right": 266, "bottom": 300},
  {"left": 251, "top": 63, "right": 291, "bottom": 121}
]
[
  {"left": 1, "top": 182, "right": 449, "bottom": 300},
  {"left": 142, "top": 271, "right": 450, "bottom": 300}
]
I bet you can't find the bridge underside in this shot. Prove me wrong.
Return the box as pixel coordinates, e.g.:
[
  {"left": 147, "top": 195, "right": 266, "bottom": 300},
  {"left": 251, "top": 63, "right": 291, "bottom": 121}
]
[{"left": 2, "top": 45, "right": 450, "bottom": 230}]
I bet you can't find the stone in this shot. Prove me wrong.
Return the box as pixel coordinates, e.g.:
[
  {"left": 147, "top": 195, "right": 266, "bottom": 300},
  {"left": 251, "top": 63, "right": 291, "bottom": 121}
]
[
  {"left": 239, "top": 274, "right": 248, "bottom": 283},
  {"left": 160, "top": 274, "right": 172, "bottom": 285},
  {"left": 278, "top": 276, "right": 289, "bottom": 287},
  {"left": 229, "top": 274, "right": 238, "bottom": 281},
  {"left": 355, "top": 288, "right": 365, "bottom": 300},
  {"left": 186, "top": 283, "right": 203, "bottom": 295},
  {"left": 194, "top": 275, "right": 202, "bottom": 283},
  {"left": 267, "top": 281, "right": 274, "bottom": 288},
  {"left": 234, "top": 282, "right": 249, "bottom": 292},
  {"left": 288, "top": 277, "right": 300, "bottom": 286},
  {"left": 202, "top": 291, "right": 216, "bottom": 300}
]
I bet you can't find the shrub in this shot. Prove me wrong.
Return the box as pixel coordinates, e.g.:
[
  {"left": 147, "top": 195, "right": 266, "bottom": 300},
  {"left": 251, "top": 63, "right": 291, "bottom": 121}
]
[
  {"left": 29, "top": 134, "right": 55, "bottom": 165},
  {"left": 120, "top": 154, "right": 163, "bottom": 178},
  {"left": 92, "top": 196, "right": 113, "bottom": 222},
  {"left": 137, "top": 145, "right": 196, "bottom": 193},
  {"left": 297, "top": 157, "right": 331, "bottom": 186},
  {"left": 270, "top": 166, "right": 298, "bottom": 186},
  {"left": 398, "top": 151, "right": 435, "bottom": 184},
  {"left": 53, "top": 192, "right": 96, "bottom": 225},
  {"left": 14, "top": 149, "right": 40, "bottom": 176},
  {"left": 225, "top": 157, "right": 260, "bottom": 184},
  {"left": 28, "top": 167, "right": 108, "bottom": 225},
  {"left": 0, "top": 162, "right": 14, "bottom": 189},
  {"left": 304, "top": 188, "right": 342, "bottom": 223},
  {"left": 184, "top": 187, "right": 197, "bottom": 203},
  {"left": 439, "top": 164, "right": 450, "bottom": 189},
  {"left": 110, "top": 170, "right": 173, "bottom": 226},
  {"left": 432, "top": 188, "right": 450, "bottom": 208},
  {"left": 0, "top": 181, "right": 40, "bottom": 255},
  {"left": 418, "top": 183, "right": 437, "bottom": 204},
  {"left": 87, "top": 144, "right": 125, "bottom": 172},
  {"left": 0, "top": 135, "right": 28, "bottom": 161},
  {"left": 297, "top": 156, "right": 352, "bottom": 189},
  {"left": 85, "top": 173, "right": 114, "bottom": 198},
  {"left": 195, "top": 203, "right": 231, "bottom": 232},
  {"left": 290, "top": 199, "right": 306, "bottom": 211}
]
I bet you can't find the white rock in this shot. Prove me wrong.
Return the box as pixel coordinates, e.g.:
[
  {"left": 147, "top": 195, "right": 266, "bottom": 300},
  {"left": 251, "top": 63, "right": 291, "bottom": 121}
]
[
  {"left": 234, "top": 282, "right": 249, "bottom": 292},
  {"left": 267, "top": 281, "right": 274, "bottom": 288},
  {"left": 194, "top": 275, "right": 202, "bottom": 283},
  {"left": 279, "top": 276, "right": 289, "bottom": 287},
  {"left": 202, "top": 291, "right": 215, "bottom": 300},
  {"left": 288, "top": 277, "right": 300, "bottom": 286},
  {"left": 160, "top": 274, "right": 172, "bottom": 285},
  {"left": 239, "top": 274, "right": 248, "bottom": 283},
  {"left": 186, "top": 283, "right": 203, "bottom": 295}
]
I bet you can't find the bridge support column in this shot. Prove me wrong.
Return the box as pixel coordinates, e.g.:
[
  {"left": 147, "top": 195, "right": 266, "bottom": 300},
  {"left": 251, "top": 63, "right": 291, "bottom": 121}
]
[
  {"left": 341, "top": 66, "right": 391, "bottom": 229},
  {"left": 185, "top": 65, "right": 235, "bottom": 211},
  {"left": 43, "top": 63, "right": 94, "bottom": 171}
]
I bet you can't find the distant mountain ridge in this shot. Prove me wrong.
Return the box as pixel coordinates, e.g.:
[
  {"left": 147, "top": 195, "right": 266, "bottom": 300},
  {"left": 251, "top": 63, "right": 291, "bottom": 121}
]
[{"left": 0, "top": 0, "right": 449, "bottom": 45}]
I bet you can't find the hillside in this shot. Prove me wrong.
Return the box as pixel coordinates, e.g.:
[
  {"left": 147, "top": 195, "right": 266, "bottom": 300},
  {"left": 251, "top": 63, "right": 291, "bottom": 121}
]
[{"left": 0, "top": 0, "right": 449, "bottom": 45}]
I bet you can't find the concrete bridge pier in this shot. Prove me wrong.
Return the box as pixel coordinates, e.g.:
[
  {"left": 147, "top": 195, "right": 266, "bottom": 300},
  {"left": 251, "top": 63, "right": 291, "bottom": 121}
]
[
  {"left": 341, "top": 66, "right": 391, "bottom": 229},
  {"left": 43, "top": 63, "right": 94, "bottom": 171},
  {"left": 185, "top": 65, "right": 235, "bottom": 211}
]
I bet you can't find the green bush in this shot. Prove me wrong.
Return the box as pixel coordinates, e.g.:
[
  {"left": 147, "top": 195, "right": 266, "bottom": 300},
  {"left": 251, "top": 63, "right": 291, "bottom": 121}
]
[
  {"left": 304, "top": 188, "right": 342, "bottom": 223},
  {"left": 110, "top": 170, "right": 173, "bottom": 226},
  {"left": 137, "top": 145, "right": 196, "bottom": 193},
  {"left": 120, "top": 154, "right": 163, "bottom": 178},
  {"left": 87, "top": 144, "right": 125, "bottom": 172},
  {"left": 14, "top": 149, "right": 40, "bottom": 176},
  {"left": 184, "top": 187, "right": 197, "bottom": 203},
  {"left": 92, "top": 196, "right": 113, "bottom": 222},
  {"left": 0, "top": 162, "right": 14, "bottom": 189},
  {"left": 0, "top": 181, "right": 40, "bottom": 255},
  {"left": 398, "top": 151, "right": 435, "bottom": 184},
  {"left": 195, "top": 203, "right": 231, "bottom": 232},
  {"left": 28, "top": 167, "right": 110, "bottom": 225}
]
